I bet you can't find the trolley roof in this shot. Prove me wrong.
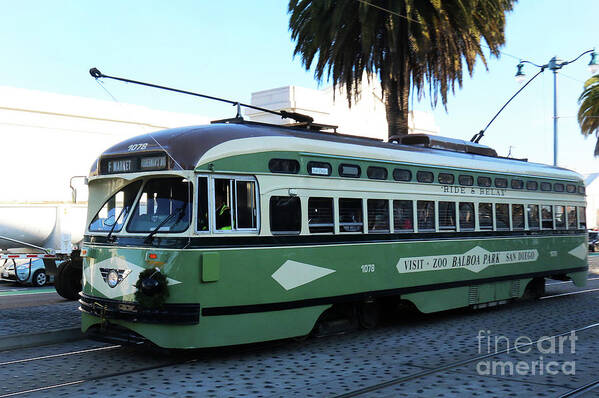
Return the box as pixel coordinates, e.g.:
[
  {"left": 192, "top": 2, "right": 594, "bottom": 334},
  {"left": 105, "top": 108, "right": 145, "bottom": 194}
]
[{"left": 93, "top": 121, "right": 583, "bottom": 182}]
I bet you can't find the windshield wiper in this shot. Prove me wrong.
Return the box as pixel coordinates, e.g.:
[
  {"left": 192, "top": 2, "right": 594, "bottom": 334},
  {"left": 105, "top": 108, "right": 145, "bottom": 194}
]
[
  {"left": 106, "top": 205, "right": 130, "bottom": 242},
  {"left": 144, "top": 206, "right": 186, "bottom": 244}
]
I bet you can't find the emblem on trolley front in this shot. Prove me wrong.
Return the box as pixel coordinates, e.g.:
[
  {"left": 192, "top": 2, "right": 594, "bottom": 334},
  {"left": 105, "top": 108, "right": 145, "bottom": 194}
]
[{"left": 99, "top": 268, "right": 131, "bottom": 288}]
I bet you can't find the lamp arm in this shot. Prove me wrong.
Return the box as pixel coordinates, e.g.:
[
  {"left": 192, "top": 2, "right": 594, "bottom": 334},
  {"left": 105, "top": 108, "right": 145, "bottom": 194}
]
[
  {"left": 561, "top": 49, "right": 594, "bottom": 67},
  {"left": 519, "top": 60, "right": 545, "bottom": 69}
]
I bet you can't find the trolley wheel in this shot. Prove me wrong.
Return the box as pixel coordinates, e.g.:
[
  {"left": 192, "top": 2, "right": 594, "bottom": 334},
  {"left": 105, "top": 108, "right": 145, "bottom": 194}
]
[
  {"left": 55, "top": 261, "right": 82, "bottom": 301},
  {"left": 524, "top": 277, "right": 545, "bottom": 300},
  {"left": 357, "top": 301, "right": 380, "bottom": 329},
  {"left": 32, "top": 270, "right": 47, "bottom": 287}
]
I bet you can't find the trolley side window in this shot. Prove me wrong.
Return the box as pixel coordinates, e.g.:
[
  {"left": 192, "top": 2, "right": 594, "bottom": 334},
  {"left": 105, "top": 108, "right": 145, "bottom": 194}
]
[
  {"left": 416, "top": 171, "right": 434, "bottom": 183},
  {"left": 393, "top": 169, "right": 412, "bottom": 182},
  {"left": 495, "top": 204, "right": 510, "bottom": 230},
  {"left": 89, "top": 181, "right": 142, "bottom": 232},
  {"left": 527, "top": 204, "right": 540, "bottom": 230},
  {"left": 339, "top": 198, "right": 363, "bottom": 233},
  {"left": 438, "top": 201, "right": 456, "bottom": 231},
  {"left": 367, "top": 199, "right": 389, "bottom": 233},
  {"left": 494, "top": 178, "right": 508, "bottom": 188},
  {"left": 579, "top": 207, "right": 586, "bottom": 229},
  {"left": 367, "top": 166, "right": 388, "bottom": 180},
  {"left": 393, "top": 200, "right": 414, "bottom": 232},
  {"left": 459, "top": 202, "right": 475, "bottom": 230},
  {"left": 269, "top": 159, "right": 299, "bottom": 174},
  {"left": 458, "top": 175, "right": 474, "bottom": 186},
  {"left": 567, "top": 206, "right": 578, "bottom": 229},
  {"left": 214, "top": 179, "right": 234, "bottom": 230},
  {"left": 213, "top": 178, "right": 258, "bottom": 232},
  {"left": 127, "top": 178, "right": 192, "bottom": 233},
  {"left": 479, "top": 203, "right": 493, "bottom": 230},
  {"left": 417, "top": 200, "right": 435, "bottom": 231},
  {"left": 555, "top": 205, "right": 566, "bottom": 229},
  {"left": 236, "top": 181, "right": 257, "bottom": 229},
  {"left": 270, "top": 196, "right": 301, "bottom": 234},
  {"left": 541, "top": 205, "right": 554, "bottom": 229},
  {"left": 438, "top": 173, "right": 454, "bottom": 185},
  {"left": 512, "top": 204, "right": 525, "bottom": 230},
  {"left": 197, "top": 177, "right": 209, "bottom": 231},
  {"left": 339, "top": 164, "right": 361, "bottom": 178},
  {"left": 511, "top": 179, "right": 524, "bottom": 190},
  {"left": 477, "top": 177, "right": 491, "bottom": 187},
  {"left": 308, "top": 197, "right": 334, "bottom": 233}
]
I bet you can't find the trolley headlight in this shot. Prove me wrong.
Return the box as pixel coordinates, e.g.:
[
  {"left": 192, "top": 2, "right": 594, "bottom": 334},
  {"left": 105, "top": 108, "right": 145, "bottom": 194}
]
[{"left": 107, "top": 270, "right": 119, "bottom": 288}]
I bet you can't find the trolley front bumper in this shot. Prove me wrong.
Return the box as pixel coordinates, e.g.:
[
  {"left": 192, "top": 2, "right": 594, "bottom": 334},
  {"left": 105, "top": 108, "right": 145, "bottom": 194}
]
[{"left": 79, "top": 293, "right": 201, "bottom": 325}]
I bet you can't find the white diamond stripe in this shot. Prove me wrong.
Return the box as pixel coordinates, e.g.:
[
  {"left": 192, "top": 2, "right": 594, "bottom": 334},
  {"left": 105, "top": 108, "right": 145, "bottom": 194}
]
[
  {"left": 272, "top": 260, "right": 336, "bottom": 291},
  {"left": 568, "top": 243, "right": 587, "bottom": 260}
]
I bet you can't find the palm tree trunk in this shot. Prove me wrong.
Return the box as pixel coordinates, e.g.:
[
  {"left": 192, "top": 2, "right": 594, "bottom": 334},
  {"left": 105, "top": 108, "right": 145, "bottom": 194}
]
[{"left": 384, "top": 62, "right": 410, "bottom": 139}]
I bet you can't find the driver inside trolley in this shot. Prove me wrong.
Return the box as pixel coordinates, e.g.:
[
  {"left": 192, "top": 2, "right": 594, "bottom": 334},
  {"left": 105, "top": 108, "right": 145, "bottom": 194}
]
[{"left": 214, "top": 180, "right": 232, "bottom": 230}]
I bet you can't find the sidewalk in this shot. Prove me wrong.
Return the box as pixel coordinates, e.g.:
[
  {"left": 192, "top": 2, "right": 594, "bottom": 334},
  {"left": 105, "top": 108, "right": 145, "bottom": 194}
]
[{"left": 0, "top": 287, "right": 82, "bottom": 350}]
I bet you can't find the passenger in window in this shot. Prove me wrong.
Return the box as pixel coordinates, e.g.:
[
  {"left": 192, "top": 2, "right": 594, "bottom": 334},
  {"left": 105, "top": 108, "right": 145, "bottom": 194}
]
[
  {"left": 399, "top": 212, "right": 413, "bottom": 230},
  {"left": 342, "top": 214, "right": 362, "bottom": 232},
  {"left": 341, "top": 211, "right": 362, "bottom": 232},
  {"left": 215, "top": 187, "right": 231, "bottom": 230}
]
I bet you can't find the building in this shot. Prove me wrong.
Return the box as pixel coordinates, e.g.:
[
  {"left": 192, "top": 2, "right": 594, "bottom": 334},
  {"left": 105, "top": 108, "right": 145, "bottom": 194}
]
[
  {"left": 0, "top": 86, "right": 209, "bottom": 204},
  {"left": 245, "top": 81, "right": 440, "bottom": 140}
]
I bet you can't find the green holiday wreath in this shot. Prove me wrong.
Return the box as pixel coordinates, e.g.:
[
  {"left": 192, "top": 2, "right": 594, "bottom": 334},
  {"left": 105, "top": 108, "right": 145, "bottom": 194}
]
[{"left": 134, "top": 268, "right": 169, "bottom": 309}]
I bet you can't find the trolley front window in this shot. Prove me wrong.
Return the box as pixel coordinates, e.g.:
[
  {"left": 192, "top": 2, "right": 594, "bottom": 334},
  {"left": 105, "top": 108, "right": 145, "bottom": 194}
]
[
  {"left": 89, "top": 181, "right": 142, "bottom": 232},
  {"left": 127, "top": 178, "right": 192, "bottom": 233}
]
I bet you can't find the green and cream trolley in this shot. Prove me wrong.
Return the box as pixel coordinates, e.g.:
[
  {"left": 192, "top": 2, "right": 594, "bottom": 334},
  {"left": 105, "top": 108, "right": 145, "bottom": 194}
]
[{"left": 80, "top": 120, "right": 588, "bottom": 349}]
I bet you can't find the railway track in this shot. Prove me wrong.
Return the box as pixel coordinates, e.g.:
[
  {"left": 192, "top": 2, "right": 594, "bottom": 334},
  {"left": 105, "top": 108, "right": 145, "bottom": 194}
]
[
  {"left": 327, "top": 279, "right": 599, "bottom": 397},
  {"left": 2, "top": 276, "right": 599, "bottom": 397},
  {"left": 331, "top": 321, "right": 599, "bottom": 397},
  {"left": 0, "top": 336, "right": 293, "bottom": 398}
]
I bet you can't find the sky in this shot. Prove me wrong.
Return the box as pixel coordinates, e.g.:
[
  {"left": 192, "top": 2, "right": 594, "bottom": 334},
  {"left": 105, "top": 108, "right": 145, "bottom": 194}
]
[{"left": 1, "top": 0, "right": 598, "bottom": 174}]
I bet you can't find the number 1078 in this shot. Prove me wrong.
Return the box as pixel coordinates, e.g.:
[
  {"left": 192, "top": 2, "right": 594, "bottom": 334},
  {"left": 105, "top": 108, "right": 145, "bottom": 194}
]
[{"left": 361, "top": 264, "right": 375, "bottom": 273}]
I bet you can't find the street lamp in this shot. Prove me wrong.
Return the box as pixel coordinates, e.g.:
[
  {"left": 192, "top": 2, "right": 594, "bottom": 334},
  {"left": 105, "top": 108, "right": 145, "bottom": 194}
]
[
  {"left": 590, "top": 51, "right": 599, "bottom": 74},
  {"left": 515, "top": 49, "right": 599, "bottom": 166},
  {"left": 472, "top": 50, "right": 598, "bottom": 147}
]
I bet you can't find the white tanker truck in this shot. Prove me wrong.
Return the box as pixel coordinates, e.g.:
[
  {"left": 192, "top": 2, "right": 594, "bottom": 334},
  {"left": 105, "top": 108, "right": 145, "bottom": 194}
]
[
  {"left": 0, "top": 182, "right": 88, "bottom": 299},
  {"left": 0, "top": 85, "right": 208, "bottom": 299}
]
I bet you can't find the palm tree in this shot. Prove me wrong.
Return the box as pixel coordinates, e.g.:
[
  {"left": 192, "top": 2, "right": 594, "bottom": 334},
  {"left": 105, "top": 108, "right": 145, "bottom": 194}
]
[
  {"left": 288, "top": 0, "right": 515, "bottom": 138},
  {"left": 578, "top": 75, "right": 599, "bottom": 156}
]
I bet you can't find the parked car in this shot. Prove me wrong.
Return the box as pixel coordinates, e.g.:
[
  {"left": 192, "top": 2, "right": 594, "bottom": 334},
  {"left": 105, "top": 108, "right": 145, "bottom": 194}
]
[
  {"left": 0, "top": 258, "right": 55, "bottom": 287},
  {"left": 589, "top": 231, "right": 599, "bottom": 252}
]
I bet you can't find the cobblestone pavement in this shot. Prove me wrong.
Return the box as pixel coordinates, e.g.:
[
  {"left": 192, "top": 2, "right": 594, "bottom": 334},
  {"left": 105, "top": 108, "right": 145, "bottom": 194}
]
[
  {"left": 0, "top": 301, "right": 80, "bottom": 337},
  {"left": 1, "top": 257, "right": 598, "bottom": 397},
  {"left": 0, "top": 279, "right": 79, "bottom": 335}
]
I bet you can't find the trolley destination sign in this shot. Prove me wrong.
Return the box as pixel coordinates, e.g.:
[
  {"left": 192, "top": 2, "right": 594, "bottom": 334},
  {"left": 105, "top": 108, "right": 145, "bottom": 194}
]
[{"left": 396, "top": 246, "right": 539, "bottom": 274}]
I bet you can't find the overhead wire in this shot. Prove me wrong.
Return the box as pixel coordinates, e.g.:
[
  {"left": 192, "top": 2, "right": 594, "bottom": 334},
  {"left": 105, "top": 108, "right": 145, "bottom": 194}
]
[
  {"left": 354, "top": 0, "right": 593, "bottom": 147},
  {"left": 355, "top": 0, "right": 521, "bottom": 62}
]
